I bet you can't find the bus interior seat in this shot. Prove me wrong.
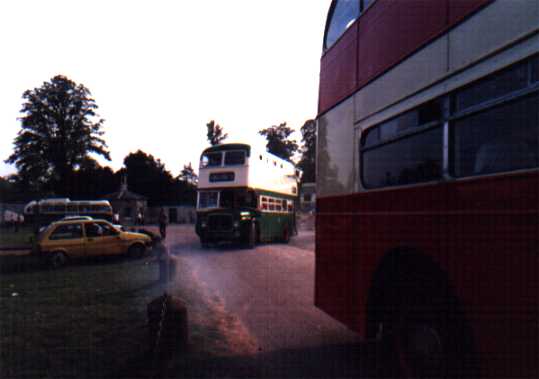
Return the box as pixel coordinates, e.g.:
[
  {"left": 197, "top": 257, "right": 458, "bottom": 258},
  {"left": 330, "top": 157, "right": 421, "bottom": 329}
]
[{"left": 474, "top": 138, "right": 537, "bottom": 175}]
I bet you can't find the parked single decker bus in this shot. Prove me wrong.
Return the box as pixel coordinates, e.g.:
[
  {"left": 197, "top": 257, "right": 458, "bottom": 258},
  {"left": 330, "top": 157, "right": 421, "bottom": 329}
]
[
  {"left": 315, "top": 1, "right": 538, "bottom": 378},
  {"left": 195, "top": 143, "right": 300, "bottom": 248},
  {"left": 24, "top": 198, "right": 113, "bottom": 227}
]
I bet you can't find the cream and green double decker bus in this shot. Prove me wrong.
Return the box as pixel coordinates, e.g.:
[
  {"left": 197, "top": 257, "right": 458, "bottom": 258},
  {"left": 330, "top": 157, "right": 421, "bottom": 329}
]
[{"left": 195, "top": 143, "right": 300, "bottom": 248}]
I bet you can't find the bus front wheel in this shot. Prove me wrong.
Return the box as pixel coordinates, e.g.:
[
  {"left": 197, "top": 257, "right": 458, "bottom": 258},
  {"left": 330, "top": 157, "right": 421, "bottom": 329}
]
[{"left": 245, "top": 222, "right": 256, "bottom": 249}]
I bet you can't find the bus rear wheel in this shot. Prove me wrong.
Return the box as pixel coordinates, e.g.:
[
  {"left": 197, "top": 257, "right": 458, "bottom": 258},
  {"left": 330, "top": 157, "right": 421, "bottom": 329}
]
[{"left": 376, "top": 289, "right": 474, "bottom": 378}]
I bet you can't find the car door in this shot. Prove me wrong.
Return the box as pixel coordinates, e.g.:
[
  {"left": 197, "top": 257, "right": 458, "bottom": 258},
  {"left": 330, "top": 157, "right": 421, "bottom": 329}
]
[
  {"left": 96, "top": 221, "right": 125, "bottom": 255},
  {"left": 46, "top": 223, "right": 85, "bottom": 257},
  {"left": 84, "top": 222, "right": 123, "bottom": 256}
]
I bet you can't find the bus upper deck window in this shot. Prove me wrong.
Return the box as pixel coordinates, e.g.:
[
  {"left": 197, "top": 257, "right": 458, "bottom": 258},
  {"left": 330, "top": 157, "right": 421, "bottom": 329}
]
[
  {"left": 324, "top": 0, "right": 360, "bottom": 50},
  {"left": 224, "top": 151, "right": 246, "bottom": 165},
  {"left": 201, "top": 152, "right": 222, "bottom": 168}
]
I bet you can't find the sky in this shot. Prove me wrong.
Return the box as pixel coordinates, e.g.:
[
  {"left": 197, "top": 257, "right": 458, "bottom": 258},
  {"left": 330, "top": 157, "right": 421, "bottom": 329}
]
[{"left": 0, "top": 0, "right": 330, "bottom": 177}]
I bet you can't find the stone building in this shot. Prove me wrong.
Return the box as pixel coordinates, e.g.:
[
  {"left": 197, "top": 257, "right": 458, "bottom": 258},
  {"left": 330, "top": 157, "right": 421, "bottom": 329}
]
[{"left": 100, "top": 177, "right": 147, "bottom": 224}]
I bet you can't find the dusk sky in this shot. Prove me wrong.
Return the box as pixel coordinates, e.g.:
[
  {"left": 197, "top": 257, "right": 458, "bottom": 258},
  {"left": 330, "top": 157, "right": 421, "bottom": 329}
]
[{"left": 0, "top": 0, "right": 330, "bottom": 177}]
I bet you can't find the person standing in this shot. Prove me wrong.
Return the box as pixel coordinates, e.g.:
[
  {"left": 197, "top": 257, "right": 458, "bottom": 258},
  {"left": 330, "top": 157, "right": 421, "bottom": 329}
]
[
  {"left": 136, "top": 209, "right": 143, "bottom": 225},
  {"left": 158, "top": 208, "right": 168, "bottom": 239}
]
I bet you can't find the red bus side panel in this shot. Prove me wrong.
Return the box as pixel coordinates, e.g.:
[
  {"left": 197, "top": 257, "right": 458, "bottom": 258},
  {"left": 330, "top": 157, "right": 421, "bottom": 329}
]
[
  {"left": 316, "top": 172, "right": 539, "bottom": 378},
  {"left": 449, "top": 0, "right": 493, "bottom": 25},
  {"left": 318, "top": 24, "right": 358, "bottom": 115},
  {"left": 357, "top": 0, "right": 446, "bottom": 90},
  {"left": 318, "top": 0, "right": 494, "bottom": 115}
]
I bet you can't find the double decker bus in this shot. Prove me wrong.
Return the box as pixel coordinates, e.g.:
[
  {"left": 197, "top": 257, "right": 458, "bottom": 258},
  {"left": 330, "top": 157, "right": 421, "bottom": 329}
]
[
  {"left": 315, "top": 1, "right": 538, "bottom": 377},
  {"left": 195, "top": 143, "right": 299, "bottom": 248},
  {"left": 24, "top": 198, "right": 113, "bottom": 227}
]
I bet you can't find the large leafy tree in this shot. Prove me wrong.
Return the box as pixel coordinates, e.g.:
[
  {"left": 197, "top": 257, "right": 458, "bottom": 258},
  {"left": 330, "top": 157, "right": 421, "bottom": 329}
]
[
  {"left": 258, "top": 122, "right": 299, "bottom": 162},
  {"left": 122, "top": 150, "right": 175, "bottom": 205},
  {"left": 297, "top": 119, "right": 316, "bottom": 183},
  {"left": 5, "top": 75, "right": 110, "bottom": 195},
  {"left": 122, "top": 150, "right": 197, "bottom": 206},
  {"left": 206, "top": 120, "right": 228, "bottom": 146},
  {"left": 70, "top": 157, "right": 116, "bottom": 200}
]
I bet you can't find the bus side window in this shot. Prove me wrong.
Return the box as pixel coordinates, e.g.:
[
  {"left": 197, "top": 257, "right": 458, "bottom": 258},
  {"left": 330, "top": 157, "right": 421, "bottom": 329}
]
[
  {"left": 453, "top": 94, "right": 539, "bottom": 177},
  {"left": 324, "top": 0, "right": 360, "bottom": 50},
  {"left": 288, "top": 202, "right": 294, "bottom": 212}
]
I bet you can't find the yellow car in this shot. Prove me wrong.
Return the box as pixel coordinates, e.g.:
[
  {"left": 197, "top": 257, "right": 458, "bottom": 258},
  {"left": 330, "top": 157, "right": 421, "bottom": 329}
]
[{"left": 34, "top": 219, "right": 152, "bottom": 268}]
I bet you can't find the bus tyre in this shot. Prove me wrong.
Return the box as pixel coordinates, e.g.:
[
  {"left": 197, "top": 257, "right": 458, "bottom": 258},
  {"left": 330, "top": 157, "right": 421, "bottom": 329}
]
[
  {"left": 377, "top": 290, "right": 474, "bottom": 378},
  {"left": 49, "top": 251, "right": 67, "bottom": 269},
  {"left": 246, "top": 222, "right": 256, "bottom": 249},
  {"left": 128, "top": 243, "right": 145, "bottom": 259}
]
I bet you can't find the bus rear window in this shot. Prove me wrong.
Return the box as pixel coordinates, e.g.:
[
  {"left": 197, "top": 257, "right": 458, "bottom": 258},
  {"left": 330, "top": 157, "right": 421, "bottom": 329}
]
[{"left": 224, "top": 151, "right": 246, "bottom": 165}]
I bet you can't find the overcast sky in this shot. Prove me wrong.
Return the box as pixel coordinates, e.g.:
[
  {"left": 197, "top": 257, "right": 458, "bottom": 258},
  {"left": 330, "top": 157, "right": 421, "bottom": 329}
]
[{"left": 0, "top": 0, "right": 330, "bottom": 177}]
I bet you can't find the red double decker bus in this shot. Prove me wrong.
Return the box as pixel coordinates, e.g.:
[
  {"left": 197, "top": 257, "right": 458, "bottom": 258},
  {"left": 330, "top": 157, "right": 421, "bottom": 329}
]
[{"left": 315, "top": 1, "right": 538, "bottom": 377}]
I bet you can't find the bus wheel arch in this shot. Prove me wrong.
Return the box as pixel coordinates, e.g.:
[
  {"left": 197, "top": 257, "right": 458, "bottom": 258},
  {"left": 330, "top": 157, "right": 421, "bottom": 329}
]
[{"left": 366, "top": 247, "right": 477, "bottom": 378}]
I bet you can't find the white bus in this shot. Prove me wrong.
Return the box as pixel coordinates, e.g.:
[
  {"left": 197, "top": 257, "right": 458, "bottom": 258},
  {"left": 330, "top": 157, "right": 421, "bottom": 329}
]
[
  {"left": 195, "top": 143, "right": 300, "bottom": 248},
  {"left": 24, "top": 198, "right": 113, "bottom": 227}
]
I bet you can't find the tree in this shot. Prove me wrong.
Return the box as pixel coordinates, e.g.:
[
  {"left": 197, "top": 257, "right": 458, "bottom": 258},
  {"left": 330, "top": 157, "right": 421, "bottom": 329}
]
[
  {"left": 297, "top": 119, "right": 316, "bottom": 183},
  {"left": 178, "top": 162, "right": 198, "bottom": 185},
  {"left": 5, "top": 75, "right": 110, "bottom": 195},
  {"left": 206, "top": 120, "right": 228, "bottom": 146},
  {"left": 122, "top": 150, "right": 175, "bottom": 205},
  {"left": 258, "top": 122, "right": 299, "bottom": 162},
  {"left": 69, "top": 157, "right": 116, "bottom": 200}
]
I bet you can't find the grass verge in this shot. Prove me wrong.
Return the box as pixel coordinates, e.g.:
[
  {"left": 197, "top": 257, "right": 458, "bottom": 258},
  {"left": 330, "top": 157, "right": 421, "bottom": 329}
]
[
  {"left": 0, "top": 256, "right": 163, "bottom": 379},
  {"left": 0, "top": 227, "right": 34, "bottom": 249}
]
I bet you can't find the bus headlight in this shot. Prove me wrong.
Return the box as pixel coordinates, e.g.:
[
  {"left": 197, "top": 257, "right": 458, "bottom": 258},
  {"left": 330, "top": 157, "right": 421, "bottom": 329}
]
[
  {"left": 233, "top": 221, "right": 240, "bottom": 229},
  {"left": 201, "top": 221, "right": 207, "bottom": 228}
]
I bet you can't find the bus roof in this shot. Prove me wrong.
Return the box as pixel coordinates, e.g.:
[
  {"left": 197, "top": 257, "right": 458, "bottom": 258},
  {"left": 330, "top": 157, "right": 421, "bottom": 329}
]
[{"left": 201, "top": 143, "right": 251, "bottom": 157}]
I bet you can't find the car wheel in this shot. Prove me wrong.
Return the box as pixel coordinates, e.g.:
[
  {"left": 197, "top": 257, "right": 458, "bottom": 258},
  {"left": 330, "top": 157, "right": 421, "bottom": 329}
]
[
  {"left": 128, "top": 243, "right": 145, "bottom": 259},
  {"left": 49, "top": 251, "right": 67, "bottom": 269}
]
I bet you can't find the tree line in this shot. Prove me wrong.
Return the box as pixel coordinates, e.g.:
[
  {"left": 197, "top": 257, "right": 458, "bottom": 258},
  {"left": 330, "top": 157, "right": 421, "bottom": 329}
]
[{"left": 2, "top": 75, "right": 316, "bottom": 204}]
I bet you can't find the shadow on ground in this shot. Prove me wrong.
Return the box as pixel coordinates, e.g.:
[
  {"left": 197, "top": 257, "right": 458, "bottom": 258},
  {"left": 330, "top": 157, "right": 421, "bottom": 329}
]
[{"left": 119, "top": 341, "right": 376, "bottom": 379}]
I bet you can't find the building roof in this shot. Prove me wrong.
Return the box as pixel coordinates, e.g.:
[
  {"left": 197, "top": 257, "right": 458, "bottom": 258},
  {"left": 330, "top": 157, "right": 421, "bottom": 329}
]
[{"left": 100, "top": 189, "right": 147, "bottom": 201}]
